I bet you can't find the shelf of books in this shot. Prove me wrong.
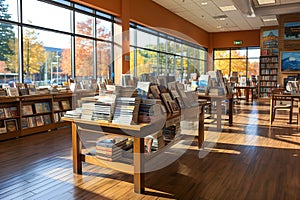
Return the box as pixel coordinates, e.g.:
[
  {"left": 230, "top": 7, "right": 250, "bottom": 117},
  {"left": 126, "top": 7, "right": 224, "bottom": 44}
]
[
  {"left": 259, "top": 55, "right": 279, "bottom": 98},
  {"left": 53, "top": 93, "right": 73, "bottom": 127},
  {"left": 20, "top": 95, "right": 54, "bottom": 136},
  {"left": 0, "top": 97, "right": 21, "bottom": 141}
]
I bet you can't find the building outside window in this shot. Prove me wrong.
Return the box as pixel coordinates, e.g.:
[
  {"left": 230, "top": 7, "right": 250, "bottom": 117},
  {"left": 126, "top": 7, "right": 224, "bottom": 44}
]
[
  {"left": 130, "top": 23, "right": 207, "bottom": 82},
  {"left": 0, "top": 0, "right": 116, "bottom": 87},
  {"left": 214, "top": 47, "right": 260, "bottom": 79}
]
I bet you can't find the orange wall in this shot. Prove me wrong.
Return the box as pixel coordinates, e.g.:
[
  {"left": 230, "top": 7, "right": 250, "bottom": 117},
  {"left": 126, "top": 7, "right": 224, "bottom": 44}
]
[
  {"left": 74, "top": 0, "right": 121, "bottom": 16},
  {"left": 210, "top": 30, "right": 260, "bottom": 48}
]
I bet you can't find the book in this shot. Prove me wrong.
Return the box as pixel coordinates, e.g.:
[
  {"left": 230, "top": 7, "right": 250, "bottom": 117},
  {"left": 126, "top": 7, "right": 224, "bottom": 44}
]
[
  {"left": 26, "top": 84, "right": 36, "bottom": 95},
  {"left": 4, "top": 107, "right": 18, "bottom": 117},
  {"left": 43, "top": 115, "right": 52, "bottom": 125},
  {"left": 22, "top": 105, "right": 33, "bottom": 116},
  {"left": 0, "top": 108, "right": 5, "bottom": 119},
  {"left": 35, "top": 115, "right": 44, "bottom": 126},
  {"left": 61, "top": 100, "right": 71, "bottom": 110},
  {"left": 53, "top": 102, "right": 61, "bottom": 111},
  {"left": 5, "top": 119, "right": 18, "bottom": 132},
  {"left": 35, "top": 102, "right": 50, "bottom": 113},
  {"left": 149, "top": 85, "right": 161, "bottom": 99},
  {"left": 54, "top": 113, "right": 60, "bottom": 123},
  {"left": 28, "top": 117, "right": 37, "bottom": 128},
  {"left": 0, "top": 120, "right": 6, "bottom": 134},
  {"left": 0, "top": 89, "right": 7, "bottom": 96},
  {"left": 19, "top": 88, "right": 29, "bottom": 96},
  {"left": 160, "top": 92, "right": 173, "bottom": 113},
  {"left": 6, "top": 88, "right": 19, "bottom": 97},
  {"left": 21, "top": 118, "right": 29, "bottom": 129}
]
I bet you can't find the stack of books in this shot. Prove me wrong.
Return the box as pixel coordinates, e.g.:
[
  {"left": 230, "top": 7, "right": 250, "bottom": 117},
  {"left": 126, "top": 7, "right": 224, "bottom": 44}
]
[
  {"left": 138, "top": 100, "right": 163, "bottom": 123},
  {"left": 95, "top": 137, "right": 128, "bottom": 162},
  {"left": 81, "top": 102, "right": 95, "bottom": 120},
  {"left": 112, "top": 97, "right": 140, "bottom": 125},
  {"left": 92, "top": 95, "right": 116, "bottom": 121}
]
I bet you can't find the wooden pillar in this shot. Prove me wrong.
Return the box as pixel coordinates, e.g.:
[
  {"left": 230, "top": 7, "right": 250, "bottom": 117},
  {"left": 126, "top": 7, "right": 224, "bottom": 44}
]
[{"left": 121, "top": 0, "right": 130, "bottom": 74}]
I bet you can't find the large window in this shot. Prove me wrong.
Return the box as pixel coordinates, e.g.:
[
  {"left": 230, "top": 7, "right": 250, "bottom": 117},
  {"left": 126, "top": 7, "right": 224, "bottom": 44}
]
[
  {"left": 0, "top": 0, "right": 116, "bottom": 86},
  {"left": 214, "top": 47, "right": 260, "bottom": 78},
  {"left": 130, "top": 24, "right": 207, "bottom": 82}
]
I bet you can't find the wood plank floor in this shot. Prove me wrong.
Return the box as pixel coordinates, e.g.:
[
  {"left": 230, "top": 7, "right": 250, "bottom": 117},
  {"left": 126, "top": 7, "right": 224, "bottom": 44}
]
[{"left": 1, "top": 100, "right": 300, "bottom": 199}]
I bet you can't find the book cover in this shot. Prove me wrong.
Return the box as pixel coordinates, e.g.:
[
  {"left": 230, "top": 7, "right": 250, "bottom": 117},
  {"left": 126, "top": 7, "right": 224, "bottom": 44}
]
[
  {"left": 43, "top": 115, "right": 52, "bottom": 125},
  {"left": 28, "top": 117, "right": 37, "bottom": 128},
  {"left": 53, "top": 102, "right": 61, "bottom": 111},
  {"left": 6, "top": 87, "right": 19, "bottom": 97},
  {"left": 61, "top": 100, "right": 71, "bottom": 110},
  {"left": 35, "top": 115, "right": 44, "bottom": 126},
  {"left": 0, "top": 120, "right": 6, "bottom": 134},
  {"left": 34, "top": 103, "right": 43, "bottom": 113},
  {"left": 5, "top": 119, "right": 18, "bottom": 132},
  {"left": 4, "top": 107, "right": 18, "bottom": 117},
  {"left": 54, "top": 113, "right": 60, "bottom": 123},
  {"left": 0, "top": 89, "right": 7, "bottom": 96},
  {"left": 21, "top": 118, "right": 28, "bottom": 129},
  {"left": 22, "top": 105, "right": 33, "bottom": 116},
  {"left": 19, "top": 88, "right": 29, "bottom": 96},
  {"left": 42, "top": 102, "right": 51, "bottom": 112},
  {"left": 0, "top": 108, "right": 5, "bottom": 119}
]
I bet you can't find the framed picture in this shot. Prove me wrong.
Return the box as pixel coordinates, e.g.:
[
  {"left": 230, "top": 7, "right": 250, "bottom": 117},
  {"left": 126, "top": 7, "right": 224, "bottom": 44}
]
[
  {"left": 4, "top": 119, "right": 18, "bottom": 132},
  {"left": 281, "top": 51, "right": 300, "bottom": 72},
  {"left": 284, "top": 22, "right": 300, "bottom": 40}
]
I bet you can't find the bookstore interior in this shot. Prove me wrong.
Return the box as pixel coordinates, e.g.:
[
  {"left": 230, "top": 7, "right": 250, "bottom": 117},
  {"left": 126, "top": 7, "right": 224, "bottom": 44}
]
[{"left": 1, "top": 0, "right": 300, "bottom": 199}]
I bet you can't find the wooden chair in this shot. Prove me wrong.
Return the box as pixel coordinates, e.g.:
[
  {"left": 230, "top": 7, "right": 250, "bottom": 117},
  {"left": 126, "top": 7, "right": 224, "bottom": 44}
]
[{"left": 270, "top": 88, "right": 292, "bottom": 124}]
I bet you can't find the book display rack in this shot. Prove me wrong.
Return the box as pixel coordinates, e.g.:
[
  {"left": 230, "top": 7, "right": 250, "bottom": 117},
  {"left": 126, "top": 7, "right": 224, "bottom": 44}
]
[
  {"left": 259, "top": 55, "right": 279, "bottom": 98},
  {"left": 0, "top": 91, "right": 97, "bottom": 141}
]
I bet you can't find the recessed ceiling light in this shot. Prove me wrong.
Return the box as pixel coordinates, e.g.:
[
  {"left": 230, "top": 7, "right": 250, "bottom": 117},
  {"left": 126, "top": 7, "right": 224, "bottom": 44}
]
[
  {"left": 201, "top": 2, "right": 208, "bottom": 5},
  {"left": 220, "top": 5, "right": 237, "bottom": 12},
  {"left": 257, "top": 0, "right": 275, "bottom": 5},
  {"left": 217, "top": 25, "right": 222, "bottom": 28},
  {"left": 261, "top": 15, "right": 277, "bottom": 22}
]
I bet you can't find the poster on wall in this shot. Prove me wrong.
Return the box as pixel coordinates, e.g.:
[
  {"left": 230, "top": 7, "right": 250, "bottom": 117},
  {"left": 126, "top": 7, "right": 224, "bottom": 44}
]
[
  {"left": 281, "top": 51, "right": 300, "bottom": 72},
  {"left": 284, "top": 22, "right": 300, "bottom": 40},
  {"left": 261, "top": 29, "right": 278, "bottom": 56}
]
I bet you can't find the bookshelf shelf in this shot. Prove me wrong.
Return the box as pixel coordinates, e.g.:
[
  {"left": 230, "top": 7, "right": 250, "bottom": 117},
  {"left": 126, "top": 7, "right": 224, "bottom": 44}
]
[{"left": 259, "top": 55, "right": 279, "bottom": 98}]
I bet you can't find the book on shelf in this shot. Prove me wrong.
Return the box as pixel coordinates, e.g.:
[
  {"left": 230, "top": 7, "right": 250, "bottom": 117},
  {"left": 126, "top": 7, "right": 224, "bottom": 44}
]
[
  {"left": 53, "top": 101, "right": 61, "bottom": 111},
  {"left": 4, "top": 107, "right": 18, "bottom": 118},
  {"left": 137, "top": 81, "right": 150, "bottom": 100},
  {"left": 54, "top": 113, "right": 60, "bottom": 123},
  {"left": 34, "top": 102, "right": 51, "bottom": 113},
  {"left": 35, "top": 115, "right": 44, "bottom": 126},
  {"left": 22, "top": 105, "right": 33, "bottom": 116},
  {"left": 4, "top": 119, "right": 18, "bottom": 132},
  {"left": 43, "top": 114, "right": 52, "bottom": 125},
  {"left": 160, "top": 92, "right": 174, "bottom": 113},
  {"left": 21, "top": 117, "right": 29, "bottom": 129},
  {"left": 25, "top": 84, "right": 36, "bottom": 95},
  {"left": 19, "top": 88, "right": 29, "bottom": 96},
  {"left": 6, "top": 87, "right": 19, "bottom": 97},
  {"left": 95, "top": 137, "right": 129, "bottom": 161},
  {"left": 61, "top": 100, "right": 71, "bottom": 110},
  {"left": 0, "top": 89, "right": 7, "bottom": 96},
  {"left": 28, "top": 117, "right": 37, "bottom": 128},
  {"left": 0, "top": 120, "right": 6, "bottom": 134},
  {"left": 149, "top": 84, "right": 161, "bottom": 99},
  {"left": 0, "top": 108, "right": 5, "bottom": 119}
]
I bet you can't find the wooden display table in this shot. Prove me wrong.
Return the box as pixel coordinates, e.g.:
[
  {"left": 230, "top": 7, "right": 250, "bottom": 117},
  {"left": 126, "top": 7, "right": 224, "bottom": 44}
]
[
  {"left": 234, "top": 85, "right": 257, "bottom": 102},
  {"left": 63, "top": 105, "right": 205, "bottom": 194},
  {"left": 197, "top": 93, "right": 233, "bottom": 130}
]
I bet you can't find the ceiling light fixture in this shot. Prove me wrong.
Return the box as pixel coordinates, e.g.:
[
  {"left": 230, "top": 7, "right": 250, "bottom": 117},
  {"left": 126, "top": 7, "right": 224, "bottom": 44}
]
[
  {"left": 201, "top": 2, "right": 208, "bottom": 5},
  {"left": 220, "top": 5, "right": 237, "bottom": 12},
  {"left": 257, "top": 0, "right": 275, "bottom": 5}
]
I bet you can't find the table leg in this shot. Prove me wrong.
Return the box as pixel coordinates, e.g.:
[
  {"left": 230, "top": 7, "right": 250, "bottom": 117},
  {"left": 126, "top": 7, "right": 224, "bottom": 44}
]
[
  {"left": 72, "top": 122, "right": 82, "bottom": 174},
  {"left": 228, "top": 98, "right": 233, "bottom": 125},
  {"left": 245, "top": 88, "right": 249, "bottom": 102},
  {"left": 198, "top": 105, "right": 204, "bottom": 149},
  {"left": 133, "top": 137, "right": 145, "bottom": 194},
  {"left": 216, "top": 100, "right": 222, "bottom": 130},
  {"left": 298, "top": 100, "right": 300, "bottom": 125}
]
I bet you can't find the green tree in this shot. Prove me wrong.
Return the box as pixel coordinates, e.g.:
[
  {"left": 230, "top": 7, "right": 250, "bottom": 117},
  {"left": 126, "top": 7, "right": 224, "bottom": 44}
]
[{"left": 0, "top": 0, "right": 15, "bottom": 61}]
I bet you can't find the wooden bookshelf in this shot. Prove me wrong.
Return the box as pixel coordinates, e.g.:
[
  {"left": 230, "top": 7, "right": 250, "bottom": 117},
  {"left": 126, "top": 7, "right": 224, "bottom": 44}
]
[{"left": 259, "top": 55, "right": 279, "bottom": 98}]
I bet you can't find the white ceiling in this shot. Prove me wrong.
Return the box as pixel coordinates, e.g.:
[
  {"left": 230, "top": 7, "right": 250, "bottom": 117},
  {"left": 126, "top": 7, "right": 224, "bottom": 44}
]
[{"left": 152, "top": 0, "right": 300, "bottom": 32}]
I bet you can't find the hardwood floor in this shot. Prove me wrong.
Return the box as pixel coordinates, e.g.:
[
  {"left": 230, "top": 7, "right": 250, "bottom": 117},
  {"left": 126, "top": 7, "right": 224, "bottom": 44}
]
[{"left": 1, "top": 100, "right": 300, "bottom": 199}]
